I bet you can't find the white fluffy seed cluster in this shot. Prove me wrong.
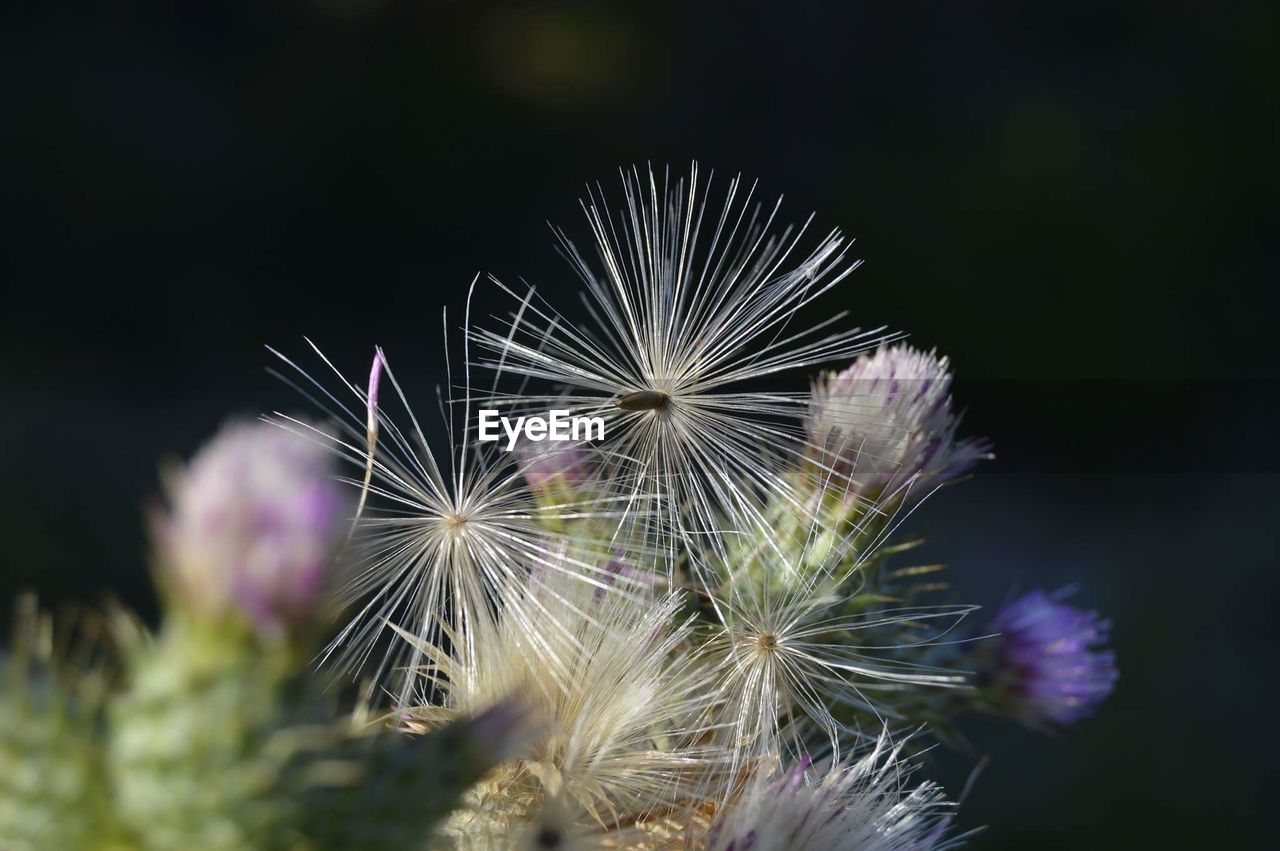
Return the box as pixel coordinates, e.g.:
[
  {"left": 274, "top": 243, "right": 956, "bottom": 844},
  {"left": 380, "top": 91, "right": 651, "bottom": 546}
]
[{"left": 267, "top": 166, "right": 1077, "bottom": 851}]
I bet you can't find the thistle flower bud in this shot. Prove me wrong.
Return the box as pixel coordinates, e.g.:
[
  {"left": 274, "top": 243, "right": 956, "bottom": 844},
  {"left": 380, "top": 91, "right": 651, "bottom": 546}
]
[
  {"left": 155, "top": 421, "right": 347, "bottom": 638},
  {"left": 808, "top": 344, "right": 991, "bottom": 500},
  {"left": 513, "top": 437, "right": 593, "bottom": 494},
  {"left": 985, "top": 589, "right": 1118, "bottom": 725}
]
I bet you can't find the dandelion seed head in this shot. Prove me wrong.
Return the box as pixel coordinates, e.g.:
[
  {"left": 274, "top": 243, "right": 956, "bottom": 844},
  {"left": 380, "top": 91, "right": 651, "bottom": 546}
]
[
  {"left": 473, "top": 163, "right": 894, "bottom": 560},
  {"left": 707, "top": 507, "right": 972, "bottom": 767},
  {"left": 269, "top": 339, "right": 627, "bottom": 702}
]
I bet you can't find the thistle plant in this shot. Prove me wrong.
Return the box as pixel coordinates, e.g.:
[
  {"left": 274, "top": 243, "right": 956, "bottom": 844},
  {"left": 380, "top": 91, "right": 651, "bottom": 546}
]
[
  {"left": 2, "top": 421, "right": 532, "bottom": 851},
  {"left": 108, "top": 421, "right": 348, "bottom": 850},
  {"left": 0, "top": 164, "right": 1117, "bottom": 850}
]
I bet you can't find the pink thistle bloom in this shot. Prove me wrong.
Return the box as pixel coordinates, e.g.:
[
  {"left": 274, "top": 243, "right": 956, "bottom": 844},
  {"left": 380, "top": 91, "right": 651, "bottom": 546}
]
[{"left": 156, "top": 421, "right": 347, "bottom": 638}]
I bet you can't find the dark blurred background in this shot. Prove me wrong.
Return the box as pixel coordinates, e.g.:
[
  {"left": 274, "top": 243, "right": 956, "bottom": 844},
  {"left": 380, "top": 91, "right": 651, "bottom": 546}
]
[{"left": 2, "top": 1, "right": 1276, "bottom": 847}]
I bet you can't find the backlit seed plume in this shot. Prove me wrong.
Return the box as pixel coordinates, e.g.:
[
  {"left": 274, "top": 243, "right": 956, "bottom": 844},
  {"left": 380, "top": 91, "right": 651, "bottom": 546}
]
[
  {"left": 400, "top": 565, "right": 723, "bottom": 842},
  {"left": 985, "top": 589, "right": 1118, "bottom": 725},
  {"left": 472, "top": 163, "right": 895, "bottom": 563},
  {"left": 706, "top": 496, "right": 973, "bottom": 767},
  {"left": 706, "top": 734, "right": 960, "bottom": 851},
  {"left": 154, "top": 420, "right": 347, "bottom": 639},
  {"left": 269, "top": 335, "right": 628, "bottom": 703},
  {"left": 808, "top": 344, "right": 991, "bottom": 504}
]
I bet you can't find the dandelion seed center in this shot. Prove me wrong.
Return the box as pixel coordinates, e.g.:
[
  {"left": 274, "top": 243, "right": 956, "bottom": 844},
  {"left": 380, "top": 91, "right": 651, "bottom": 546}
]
[
  {"left": 756, "top": 633, "right": 779, "bottom": 653},
  {"left": 616, "top": 389, "right": 671, "bottom": 412}
]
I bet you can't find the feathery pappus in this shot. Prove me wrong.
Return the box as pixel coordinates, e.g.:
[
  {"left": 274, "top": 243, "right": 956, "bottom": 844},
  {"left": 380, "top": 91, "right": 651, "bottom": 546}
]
[
  {"left": 268, "top": 325, "right": 643, "bottom": 705},
  {"left": 471, "top": 163, "right": 897, "bottom": 571}
]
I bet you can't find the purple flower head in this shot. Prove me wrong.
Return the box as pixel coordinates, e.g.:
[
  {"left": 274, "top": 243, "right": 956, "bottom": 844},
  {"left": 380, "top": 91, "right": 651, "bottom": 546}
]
[
  {"left": 157, "top": 421, "right": 348, "bottom": 638},
  {"left": 808, "top": 345, "right": 991, "bottom": 500},
  {"left": 988, "top": 589, "right": 1118, "bottom": 725}
]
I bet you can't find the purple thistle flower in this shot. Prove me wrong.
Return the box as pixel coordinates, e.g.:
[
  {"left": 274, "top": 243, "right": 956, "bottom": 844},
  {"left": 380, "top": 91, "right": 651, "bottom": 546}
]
[
  {"left": 807, "top": 345, "right": 991, "bottom": 501},
  {"left": 987, "top": 589, "right": 1118, "bottom": 725},
  {"left": 156, "top": 420, "right": 348, "bottom": 638}
]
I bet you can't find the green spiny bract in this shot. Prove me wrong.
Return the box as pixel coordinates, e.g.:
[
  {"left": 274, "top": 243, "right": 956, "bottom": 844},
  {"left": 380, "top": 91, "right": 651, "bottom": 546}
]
[
  {"left": 0, "top": 597, "right": 120, "bottom": 851},
  {"left": 106, "top": 613, "right": 527, "bottom": 851},
  {"left": 108, "top": 617, "right": 316, "bottom": 851}
]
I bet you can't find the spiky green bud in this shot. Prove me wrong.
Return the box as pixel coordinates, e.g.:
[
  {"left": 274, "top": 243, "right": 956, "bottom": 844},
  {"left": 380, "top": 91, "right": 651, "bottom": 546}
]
[{"left": 0, "top": 597, "right": 120, "bottom": 851}]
